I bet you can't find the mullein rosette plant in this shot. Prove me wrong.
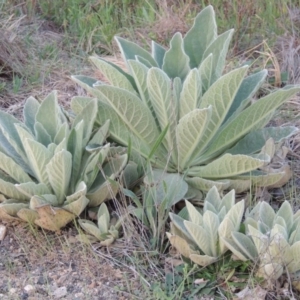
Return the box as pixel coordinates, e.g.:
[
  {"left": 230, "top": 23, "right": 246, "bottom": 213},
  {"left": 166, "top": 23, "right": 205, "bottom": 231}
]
[
  {"left": 78, "top": 202, "right": 122, "bottom": 246},
  {"left": 0, "top": 91, "right": 127, "bottom": 231},
  {"left": 166, "top": 186, "right": 245, "bottom": 266},
  {"left": 223, "top": 200, "right": 300, "bottom": 285},
  {"left": 71, "top": 5, "right": 300, "bottom": 196}
]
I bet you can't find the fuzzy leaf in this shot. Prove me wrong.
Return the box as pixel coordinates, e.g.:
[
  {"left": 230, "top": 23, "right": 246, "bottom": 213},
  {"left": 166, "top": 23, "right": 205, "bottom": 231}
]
[
  {"left": 46, "top": 150, "right": 72, "bottom": 205},
  {"left": 90, "top": 56, "right": 136, "bottom": 93},
  {"left": 162, "top": 33, "right": 190, "bottom": 80},
  {"left": 184, "top": 5, "right": 217, "bottom": 68},
  {"left": 115, "top": 36, "right": 158, "bottom": 67}
]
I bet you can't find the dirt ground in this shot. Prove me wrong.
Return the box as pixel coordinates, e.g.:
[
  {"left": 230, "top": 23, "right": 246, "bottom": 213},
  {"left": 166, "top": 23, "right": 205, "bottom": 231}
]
[{"left": 0, "top": 222, "right": 138, "bottom": 300}]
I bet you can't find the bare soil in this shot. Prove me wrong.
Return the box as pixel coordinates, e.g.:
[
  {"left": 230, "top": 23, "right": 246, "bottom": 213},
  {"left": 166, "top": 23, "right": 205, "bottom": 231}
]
[{"left": 0, "top": 222, "right": 135, "bottom": 300}]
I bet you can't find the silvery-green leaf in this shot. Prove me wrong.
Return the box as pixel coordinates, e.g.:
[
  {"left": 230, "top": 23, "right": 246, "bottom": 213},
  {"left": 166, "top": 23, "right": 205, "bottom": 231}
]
[
  {"left": 0, "top": 110, "right": 24, "bottom": 154},
  {"left": 227, "top": 179, "right": 252, "bottom": 193},
  {"left": 190, "top": 66, "right": 248, "bottom": 161},
  {"left": 96, "top": 100, "right": 153, "bottom": 159},
  {"left": 169, "top": 212, "right": 192, "bottom": 241},
  {"left": 135, "top": 55, "right": 153, "bottom": 68},
  {"left": 144, "top": 170, "right": 188, "bottom": 206},
  {"left": 15, "top": 182, "right": 51, "bottom": 198},
  {"left": 46, "top": 150, "right": 72, "bottom": 205},
  {"left": 248, "top": 225, "right": 268, "bottom": 254},
  {"left": 127, "top": 60, "right": 151, "bottom": 108},
  {"left": 184, "top": 185, "right": 203, "bottom": 200},
  {"left": 271, "top": 218, "right": 287, "bottom": 237},
  {"left": 185, "top": 200, "right": 203, "bottom": 226},
  {"left": 54, "top": 123, "right": 69, "bottom": 145},
  {"left": 259, "top": 138, "right": 275, "bottom": 159},
  {"left": 221, "top": 236, "right": 249, "bottom": 261},
  {"left": 203, "top": 210, "right": 219, "bottom": 257},
  {"left": 189, "top": 253, "right": 218, "bottom": 267},
  {"left": 276, "top": 201, "right": 293, "bottom": 232},
  {"left": 162, "top": 33, "right": 190, "bottom": 80},
  {"left": 222, "top": 200, "right": 244, "bottom": 233},
  {"left": 204, "top": 185, "right": 221, "bottom": 210},
  {"left": 224, "top": 70, "right": 268, "bottom": 123},
  {"left": 35, "top": 91, "right": 61, "bottom": 141},
  {"left": 235, "top": 170, "right": 287, "bottom": 187},
  {"left": 202, "top": 29, "right": 234, "bottom": 83},
  {"left": 183, "top": 5, "right": 217, "bottom": 68},
  {"left": 65, "top": 181, "right": 87, "bottom": 204},
  {"left": 23, "top": 96, "right": 40, "bottom": 134},
  {"left": 97, "top": 203, "right": 110, "bottom": 228},
  {"left": 203, "top": 86, "right": 300, "bottom": 160},
  {"left": 0, "top": 202, "right": 28, "bottom": 217},
  {"left": 218, "top": 218, "right": 235, "bottom": 253},
  {"left": 115, "top": 36, "right": 158, "bottom": 67},
  {"left": 79, "top": 219, "right": 103, "bottom": 240},
  {"left": 70, "top": 96, "right": 94, "bottom": 115},
  {"left": 218, "top": 206, "right": 227, "bottom": 222},
  {"left": 23, "top": 138, "right": 52, "bottom": 186},
  {"left": 90, "top": 152, "right": 127, "bottom": 200},
  {"left": 185, "top": 176, "right": 230, "bottom": 192},
  {"left": 34, "top": 122, "right": 52, "bottom": 146},
  {"left": 54, "top": 138, "right": 67, "bottom": 154},
  {"left": 258, "top": 220, "right": 271, "bottom": 234},
  {"left": 90, "top": 56, "right": 136, "bottom": 93},
  {"left": 147, "top": 68, "right": 178, "bottom": 159},
  {"left": 166, "top": 232, "right": 197, "bottom": 258},
  {"left": 151, "top": 41, "right": 166, "bottom": 68},
  {"left": 289, "top": 224, "right": 300, "bottom": 244},
  {"left": 87, "top": 149, "right": 110, "bottom": 189},
  {"left": 98, "top": 213, "right": 110, "bottom": 234},
  {"left": 173, "top": 77, "right": 182, "bottom": 118},
  {"left": 219, "top": 189, "right": 235, "bottom": 212},
  {"left": 177, "top": 107, "right": 212, "bottom": 170},
  {"left": 179, "top": 69, "right": 201, "bottom": 119},
  {"left": 72, "top": 98, "right": 97, "bottom": 146},
  {"left": 63, "top": 195, "right": 89, "bottom": 216},
  {"left": 204, "top": 202, "right": 218, "bottom": 214},
  {"left": 0, "top": 151, "right": 32, "bottom": 183},
  {"left": 0, "top": 130, "right": 31, "bottom": 175},
  {"left": 270, "top": 223, "right": 288, "bottom": 241},
  {"left": 15, "top": 123, "right": 35, "bottom": 142},
  {"left": 88, "top": 120, "right": 109, "bottom": 149},
  {"left": 121, "top": 161, "right": 139, "bottom": 189},
  {"left": 287, "top": 241, "right": 300, "bottom": 273},
  {"left": 231, "top": 231, "right": 257, "bottom": 260},
  {"left": 262, "top": 263, "right": 283, "bottom": 280},
  {"left": 0, "top": 179, "right": 28, "bottom": 200},
  {"left": 94, "top": 85, "right": 159, "bottom": 148},
  {"left": 71, "top": 75, "right": 98, "bottom": 91},
  {"left": 226, "top": 127, "right": 298, "bottom": 155},
  {"left": 198, "top": 54, "right": 213, "bottom": 93},
  {"left": 189, "top": 153, "right": 269, "bottom": 179},
  {"left": 30, "top": 194, "right": 59, "bottom": 209},
  {"left": 245, "top": 216, "right": 259, "bottom": 232},
  {"left": 67, "top": 121, "right": 84, "bottom": 191},
  {"left": 258, "top": 202, "right": 275, "bottom": 230},
  {"left": 184, "top": 220, "right": 212, "bottom": 256}
]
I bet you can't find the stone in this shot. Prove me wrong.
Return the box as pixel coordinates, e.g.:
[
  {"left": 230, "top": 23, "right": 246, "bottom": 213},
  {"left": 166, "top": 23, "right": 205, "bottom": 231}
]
[
  {"left": 24, "top": 285, "right": 35, "bottom": 295},
  {"left": 52, "top": 286, "right": 68, "bottom": 299},
  {"left": 0, "top": 225, "right": 6, "bottom": 241}
]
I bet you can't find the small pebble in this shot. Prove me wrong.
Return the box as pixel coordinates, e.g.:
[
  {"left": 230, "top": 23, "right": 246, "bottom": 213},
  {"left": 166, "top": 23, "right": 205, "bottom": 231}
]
[
  {"left": 0, "top": 225, "right": 6, "bottom": 241},
  {"left": 52, "top": 286, "right": 68, "bottom": 299},
  {"left": 24, "top": 285, "right": 35, "bottom": 295}
]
